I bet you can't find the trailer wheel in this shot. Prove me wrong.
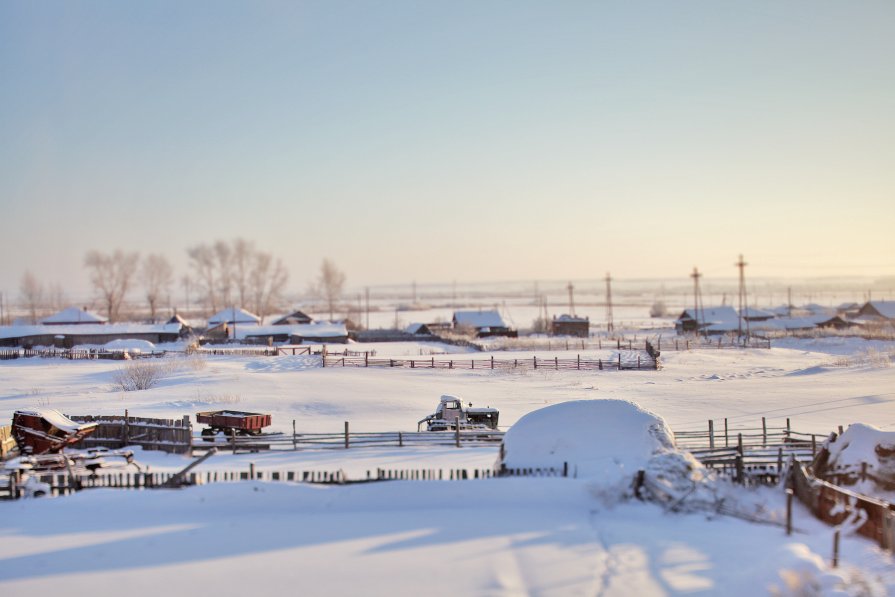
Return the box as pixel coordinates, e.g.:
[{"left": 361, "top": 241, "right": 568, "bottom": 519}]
[{"left": 201, "top": 428, "right": 216, "bottom": 442}]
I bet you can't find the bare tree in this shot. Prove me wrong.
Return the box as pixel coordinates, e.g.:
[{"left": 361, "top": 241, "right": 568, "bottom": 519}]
[
  {"left": 249, "top": 251, "right": 289, "bottom": 323},
  {"left": 19, "top": 271, "right": 44, "bottom": 324},
  {"left": 142, "top": 254, "right": 174, "bottom": 322},
  {"left": 187, "top": 244, "right": 218, "bottom": 312},
  {"left": 84, "top": 250, "right": 140, "bottom": 323},
  {"left": 187, "top": 238, "right": 290, "bottom": 319},
  {"left": 47, "top": 283, "right": 67, "bottom": 312},
  {"left": 316, "top": 258, "right": 345, "bottom": 321}
]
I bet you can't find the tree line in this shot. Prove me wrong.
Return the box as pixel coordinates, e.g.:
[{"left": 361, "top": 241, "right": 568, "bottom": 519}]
[{"left": 13, "top": 238, "right": 346, "bottom": 325}]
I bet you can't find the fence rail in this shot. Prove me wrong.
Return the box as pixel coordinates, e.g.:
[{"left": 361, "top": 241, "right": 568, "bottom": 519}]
[
  {"left": 789, "top": 462, "right": 895, "bottom": 551},
  {"left": 0, "top": 463, "right": 571, "bottom": 500},
  {"left": 192, "top": 429, "right": 505, "bottom": 455},
  {"left": 323, "top": 353, "right": 658, "bottom": 371},
  {"left": 68, "top": 413, "right": 193, "bottom": 454}
]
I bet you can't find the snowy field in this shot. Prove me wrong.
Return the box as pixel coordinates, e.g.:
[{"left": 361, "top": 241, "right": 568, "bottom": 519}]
[{"left": 1, "top": 336, "right": 894, "bottom": 595}]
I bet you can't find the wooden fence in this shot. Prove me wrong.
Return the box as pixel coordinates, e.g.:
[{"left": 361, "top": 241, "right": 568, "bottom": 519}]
[
  {"left": 192, "top": 427, "right": 505, "bottom": 455},
  {"left": 471, "top": 336, "right": 771, "bottom": 352},
  {"left": 322, "top": 352, "right": 658, "bottom": 371},
  {"left": 676, "top": 418, "right": 819, "bottom": 485},
  {"left": 789, "top": 462, "right": 895, "bottom": 551},
  {"left": 0, "top": 348, "right": 167, "bottom": 360},
  {"left": 68, "top": 413, "right": 193, "bottom": 454},
  {"left": 0, "top": 464, "right": 569, "bottom": 500},
  {"left": 0, "top": 425, "right": 15, "bottom": 459}
]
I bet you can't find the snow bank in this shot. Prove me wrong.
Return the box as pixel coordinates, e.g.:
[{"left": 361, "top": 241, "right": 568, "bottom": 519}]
[
  {"left": 501, "top": 399, "right": 675, "bottom": 486},
  {"left": 823, "top": 423, "right": 895, "bottom": 480}
]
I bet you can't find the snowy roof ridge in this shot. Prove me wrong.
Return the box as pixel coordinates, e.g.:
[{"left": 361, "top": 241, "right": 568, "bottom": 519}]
[{"left": 40, "top": 306, "right": 107, "bottom": 324}]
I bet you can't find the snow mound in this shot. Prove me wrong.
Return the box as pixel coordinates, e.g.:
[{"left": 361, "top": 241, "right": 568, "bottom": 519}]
[
  {"left": 819, "top": 423, "right": 895, "bottom": 485},
  {"left": 244, "top": 355, "right": 321, "bottom": 373},
  {"left": 764, "top": 543, "right": 853, "bottom": 596},
  {"left": 501, "top": 399, "right": 675, "bottom": 484}
]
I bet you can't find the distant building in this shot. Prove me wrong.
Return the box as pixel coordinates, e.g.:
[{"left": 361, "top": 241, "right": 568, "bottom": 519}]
[
  {"left": 452, "top": 310, "right": 516, "bottom": 338},
  {"left": 0, "top": 323, "right": 186, "bottom": 348},
  {"left": 207, "top": 307, "right": 261, "bottom": 327},
  {"left": 405, "top": 323, "right": 434, "bottom": 336},
  {"left": 855, "top": 300, "right": 895, "bottom": 323},
  {"left": 40, "top": 307, "right": 106, "bottom": 325},
  {"left": 549, "top": 314, "right": 589, "bottom": 338},
  {"left": 674, "top": 306, "right": 741, "bottom": 335},
  {"left": 739, "top": 307, "right": 775, "bottom": 322},
  {"left": 271, "top": 310, "right": 313, "bottom": 325},
  {"left": 238, "top": 322, "right": 349, "bottom": 345}
]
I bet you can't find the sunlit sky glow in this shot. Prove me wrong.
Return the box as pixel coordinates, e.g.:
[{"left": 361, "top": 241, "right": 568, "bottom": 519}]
[{"left": 1, "top": 1, "right": 893, "bottom": 297}]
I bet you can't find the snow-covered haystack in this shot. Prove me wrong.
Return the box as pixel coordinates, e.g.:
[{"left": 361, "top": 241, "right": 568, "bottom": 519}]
[
  {"left": 500, "top": 399, "right": 716, "bottom": 507},
  {"left": 817, "top": 423, "right": 895, "bottom": 490}
]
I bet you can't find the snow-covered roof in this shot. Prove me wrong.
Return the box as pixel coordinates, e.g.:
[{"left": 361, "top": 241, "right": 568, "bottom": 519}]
[
  {"left": 14, "top": 409, "right": 97, "bottom": 434},
  {"left": 40, "top": 307, "right": 106, "bottom": 325},
  {"left": 739, "top": 307, "right": 775, "bottom": 319},
  {"left": 207, "top": 307, "right": 261, "bottom": 326},
  {"left": 236, "top": 321, "right": 347, "bottom": 340},
  {"left": 405, "top": 323, "right": 431, "bottom": 335},
  {"left": 453, "top": 310, "right": 507, "bottom": 329},
  {"left": 865, "top": 300, "right": 895, "bottom": 320},
  {"left": 554, "top": 314, "right": 588, "bottom": 323},
  {"left": 677, "top": 306, "right": 740, "bottom": 327},
  {"left": 0, "top": 323, "right": 183, "bottom": 340}
]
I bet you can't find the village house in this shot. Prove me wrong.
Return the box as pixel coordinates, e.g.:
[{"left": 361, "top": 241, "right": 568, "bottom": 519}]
[
  {"left": 549, "top": 314, "right": 590, "bottom": 338},
  {"left": 271, "top": 309, "right": 313, "bottom": 325},
  {"left": 854, "top": 300, "right": 895, "bottom": 323},
  {"left": 452, "top": 310, "right": 517, "bottom": 338},
  {"left": 40, "top": 306, "right": 107, "bottom": 325}
]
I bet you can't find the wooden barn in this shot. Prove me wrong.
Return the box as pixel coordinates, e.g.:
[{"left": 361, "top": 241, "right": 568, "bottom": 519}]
[{"left": 549, "top": 314, "right": 590, "bottom": 338}]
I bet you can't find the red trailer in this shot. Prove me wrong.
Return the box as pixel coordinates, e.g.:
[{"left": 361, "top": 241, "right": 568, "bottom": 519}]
[{"left": 196, "top": 410, "right": 272, "bottom": 439}]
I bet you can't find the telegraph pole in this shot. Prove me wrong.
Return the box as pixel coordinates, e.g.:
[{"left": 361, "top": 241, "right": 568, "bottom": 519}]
[
  {"left": 365, "top": 287, "right": 370, "bottom": 330},
  {"left": 690, "top": 267, "right": 703, "bottom": 336},
  {"left": 567, "top": 282, "right": 575, "bottom": 316},
  {"left": 604, "top": 273, "right": 614, "bottom": 334},
  {"left": 735, "top": 254, "right": 749, "bottom": 338}
]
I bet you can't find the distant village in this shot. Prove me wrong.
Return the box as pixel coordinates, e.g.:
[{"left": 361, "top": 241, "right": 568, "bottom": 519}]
[{"left": 0, "top": 299, "right": 892, "bottom": 352}]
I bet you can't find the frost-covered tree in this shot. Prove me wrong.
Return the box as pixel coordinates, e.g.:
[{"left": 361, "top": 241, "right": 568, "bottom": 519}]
[
  {"left": 84, "top": 250, "right": 139, "bottom": 323},
  {"left": 142, "top": 254, "right": 174, "bottom": 322},
  {"left": 315, "top": 259, "right": 345, "bottom": 321},
  {"left": 19, "top": 271, "right": 44, "bottom": 324}
]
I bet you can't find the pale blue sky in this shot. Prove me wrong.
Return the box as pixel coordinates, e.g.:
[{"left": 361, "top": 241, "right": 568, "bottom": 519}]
[{"left": 1, "top": 1, "right": 893, "bottom": 297}]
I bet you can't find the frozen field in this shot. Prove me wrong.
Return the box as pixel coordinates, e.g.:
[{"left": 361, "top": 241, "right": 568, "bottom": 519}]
[{"left": 1, "top": 336, "right": 894, "bottom": 595}]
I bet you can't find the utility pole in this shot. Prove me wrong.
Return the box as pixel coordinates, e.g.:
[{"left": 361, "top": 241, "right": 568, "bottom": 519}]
[
  {"left": 690, "top": 267, "right": 703, "bottom": 337},
  {"left": 605, "top": 273, "right": 614, "bottom": 334},
  {"left": 735, "top": 254, "right": 749, "bottom": 337},
  {"left": 567, "top": 282, "right": 575, "bottom": 316},
  {"left": 365, "top": 287, "right": 370, "bottom": 330}
]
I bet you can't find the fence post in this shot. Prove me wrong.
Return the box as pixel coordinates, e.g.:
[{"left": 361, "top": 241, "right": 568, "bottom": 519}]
[
  {"left": 455, "top": 425, "right": 460, "bottom": 448},
  {"left": 365, "top": 352, "right": 368, "bottom": 367},
  {"left": 777, "top": 448, "right": 784, "bottom": 476},
  {"left": 598, "top": 359, "right": 602, "bottom": 370},
  {"left": 293, "top": 420, "right": 297, "bottom": 451},
  {"left": 577, "top": 354, "right": 580, "bottom": 370},
  {"left": 618, "top": 354, "right": 621, "bottom": 369},
  {"left": 811, "top": 435, "right": 817, "bottom": 456},
  {"left": 491, "top": 356, "right": 494, "bottom": 370},
  {"left": 344, "top": 421, "right": 349, "bottom": 449},
  {"left": 762, "top": 417, "right": 767, "bottom": 447},
  {"left": 554, "top": 357, "right": 558, "bottom": 370},
  {"left": 398, "top": 432, "right": 403, "bottom": 448},
  {"left": 231, "top": 428, "right": 237, "bottom": 455},
  {"left": 786, "top": 488, "right": 793, "bottom": 535},
  {"left": 832, "top": 530, "right": 840, "bottom": 568},
  {"left": 709, "top": 420, "right": 715, "bottom": 450},
  {"left": 123, "top": 409, "right": 130, "bottom": 446},
  {"left": 533, "top": 356, "right": 537, "bottom": 370},
  {"left": 724, "top": 418, "right": 729, "bottom": 447},
  {"left": 183, "top": 414, "right": 192, "bottom": 453}
]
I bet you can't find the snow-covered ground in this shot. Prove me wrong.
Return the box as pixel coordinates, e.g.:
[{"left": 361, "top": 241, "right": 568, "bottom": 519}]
[{"left": 1, "top": 336, "right": 893, "bottom": 595}]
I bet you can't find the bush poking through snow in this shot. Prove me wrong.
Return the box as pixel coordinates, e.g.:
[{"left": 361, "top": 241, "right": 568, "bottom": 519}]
[{"left": 112, "top": 360, "right": 171, "bottom": 391}]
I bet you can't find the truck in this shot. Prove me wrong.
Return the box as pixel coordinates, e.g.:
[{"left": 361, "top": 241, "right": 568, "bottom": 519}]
[{"left": 417, "top": 395, "right": 499, "bottom": 432}]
